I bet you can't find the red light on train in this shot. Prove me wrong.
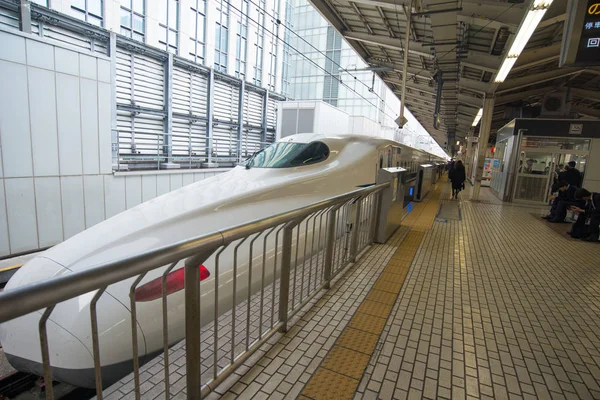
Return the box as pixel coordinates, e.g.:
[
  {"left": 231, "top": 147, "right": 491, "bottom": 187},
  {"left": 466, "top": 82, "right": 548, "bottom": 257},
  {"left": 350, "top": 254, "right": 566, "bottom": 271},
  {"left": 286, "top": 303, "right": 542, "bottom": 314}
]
[{"left": 134, "top": 265, "right": 210, "bottom": 302}]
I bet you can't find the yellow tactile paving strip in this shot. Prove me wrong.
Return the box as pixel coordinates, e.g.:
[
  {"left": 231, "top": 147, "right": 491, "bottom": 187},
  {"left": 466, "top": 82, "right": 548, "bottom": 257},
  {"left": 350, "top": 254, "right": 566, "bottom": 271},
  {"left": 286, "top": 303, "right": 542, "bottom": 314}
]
[{"left": 299, "top": 180, "right": 444, "bottom": 400}]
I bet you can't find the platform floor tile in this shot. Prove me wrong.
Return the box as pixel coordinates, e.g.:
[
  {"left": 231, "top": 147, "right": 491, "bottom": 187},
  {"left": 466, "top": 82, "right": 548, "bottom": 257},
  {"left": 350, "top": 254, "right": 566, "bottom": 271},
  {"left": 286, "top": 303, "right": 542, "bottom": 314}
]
[{"left": 357, "top": 184, "right": 600, "bottom": 400}]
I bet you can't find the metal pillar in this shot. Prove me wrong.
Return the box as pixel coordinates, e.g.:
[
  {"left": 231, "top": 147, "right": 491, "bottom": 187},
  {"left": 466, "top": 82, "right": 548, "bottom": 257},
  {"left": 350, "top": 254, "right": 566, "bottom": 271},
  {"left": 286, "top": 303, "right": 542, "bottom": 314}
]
[
  {"left": 109, "top": 33, "right": 123, "bottom": 171},
  {"left": 184, "top": 248, "right": 218, "bottom": 400},
  {"left": 471, "top": 95, "right": 495, "bottom": 201},
  {"left": 19, "top": 0, "right": 31, "bottom": 34},
  {"left": 399, "top": 11, "right": 411, "bottom": 123},
  {"left": 349, "top": 199, "right": 363, "bottom": 263},
  {"left": 162, "top": 53, "right": 179, "bottom": 169},
  {"left": 465, "top": 138, "right": 474, "bottom": 182},
  {"left": 206, "top": 69, "right": 215, "bottom": 164},
  {"left": 237, "top": 81, "right": 245, "bottom": 162},
  {"left": 262, "top": 90, "right": 269, "bottom": 146},
  {"left": 278, "top": 220, "right": 298, "bottom": 333},
  {"left": 323, "top": 204, "right": 343, "bottom": 288}
]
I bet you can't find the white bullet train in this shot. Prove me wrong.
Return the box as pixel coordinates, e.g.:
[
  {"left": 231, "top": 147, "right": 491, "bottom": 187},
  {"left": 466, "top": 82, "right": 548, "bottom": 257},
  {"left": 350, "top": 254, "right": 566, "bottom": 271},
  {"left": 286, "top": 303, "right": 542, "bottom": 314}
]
[{"left": 0, "top": 134, "right": 445, "bottom": 388}]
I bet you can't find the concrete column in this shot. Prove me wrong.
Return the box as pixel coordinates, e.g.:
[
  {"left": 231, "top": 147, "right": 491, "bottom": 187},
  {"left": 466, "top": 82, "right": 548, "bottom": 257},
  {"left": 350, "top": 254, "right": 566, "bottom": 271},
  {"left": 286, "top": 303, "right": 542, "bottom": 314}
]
[
  {"left": 465, "top": 138, "right": 474, "bottom": 182},
  {"left": 237, "top": 81, "right": 245, "bottom": 162},
  {"left": 471, "top": 95, "right": 495, "bottom": 201},
  {"left": 19, "top": 0, "right": 31, "bottom": 34}
]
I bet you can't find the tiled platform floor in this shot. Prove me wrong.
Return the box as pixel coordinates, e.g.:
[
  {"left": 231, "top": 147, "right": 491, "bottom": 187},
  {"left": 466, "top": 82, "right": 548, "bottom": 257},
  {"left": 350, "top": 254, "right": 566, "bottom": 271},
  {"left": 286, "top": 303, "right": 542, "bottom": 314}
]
[
  {"left": 105, "top": 181, "right": 600, "bottom": 399},
  {"left": 211, "top": 182, "right": 600, "bottom": 400}
]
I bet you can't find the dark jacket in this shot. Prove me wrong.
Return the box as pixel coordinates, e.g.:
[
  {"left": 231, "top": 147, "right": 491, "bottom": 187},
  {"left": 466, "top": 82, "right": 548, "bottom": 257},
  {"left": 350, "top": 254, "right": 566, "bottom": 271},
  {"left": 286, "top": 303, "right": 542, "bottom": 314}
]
[
  {"left": 584, "top": 193, "right": 600, "bottom": 214},
  {"left": 565, "top": 168, "right": 582, "bottom": 187},
  {"left": 558, "top": 185, "right": 578, "bottom": 201},
  {"left": 450, "top": 165, "right": 466, "bottom": 185}
]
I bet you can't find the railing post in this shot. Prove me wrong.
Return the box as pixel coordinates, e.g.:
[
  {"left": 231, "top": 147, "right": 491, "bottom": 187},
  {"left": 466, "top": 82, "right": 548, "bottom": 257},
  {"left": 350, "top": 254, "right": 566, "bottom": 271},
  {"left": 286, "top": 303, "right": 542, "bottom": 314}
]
[
  {"left": 324, "top": 205, "right": 341, "bottom": 288},
  {"left": 278, "top": 220, "right": 298, "bottom": 333},
  {"left": 349, "top": 198, "right": 363, "bottom": 263},
  {"left": 369, "top": 192, "right": 380, "bottom": 243},
  {"left": 185, "top": 247, "right": 219, "bottom": 400},
  {"left": 185, "top": 263, "right": 201, "bottom": 400}
]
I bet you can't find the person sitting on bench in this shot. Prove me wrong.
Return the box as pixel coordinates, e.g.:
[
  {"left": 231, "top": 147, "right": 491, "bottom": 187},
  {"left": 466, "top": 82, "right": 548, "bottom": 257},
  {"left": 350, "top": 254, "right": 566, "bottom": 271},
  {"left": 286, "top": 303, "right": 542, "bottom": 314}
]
[
  {"left": 544, "top": 181, "right": 580, "bottom": 222},
  {"left": 569, "top": 188, "right": 600, "bottom": 242}
]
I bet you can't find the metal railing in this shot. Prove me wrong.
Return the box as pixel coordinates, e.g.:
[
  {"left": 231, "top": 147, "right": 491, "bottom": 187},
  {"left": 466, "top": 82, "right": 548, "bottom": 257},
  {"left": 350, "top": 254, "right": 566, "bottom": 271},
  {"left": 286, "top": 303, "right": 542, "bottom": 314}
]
[{"left": 0, "top": 183, "right": 388, "bottom": 399}]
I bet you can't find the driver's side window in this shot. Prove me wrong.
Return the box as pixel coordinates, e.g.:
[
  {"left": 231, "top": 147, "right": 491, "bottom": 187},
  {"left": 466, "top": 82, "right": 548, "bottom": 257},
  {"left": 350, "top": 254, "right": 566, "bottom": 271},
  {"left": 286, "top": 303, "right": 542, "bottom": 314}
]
[{"left": 289, "top": 142, "right": 330, "bottom": 167}]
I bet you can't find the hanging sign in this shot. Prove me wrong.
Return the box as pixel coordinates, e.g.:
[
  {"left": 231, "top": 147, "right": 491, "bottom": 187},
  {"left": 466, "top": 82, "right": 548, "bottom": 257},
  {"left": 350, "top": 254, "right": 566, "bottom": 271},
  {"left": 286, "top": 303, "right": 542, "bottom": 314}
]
[{"left": 560, "top": 0, "right": 600, "bottom": 66}]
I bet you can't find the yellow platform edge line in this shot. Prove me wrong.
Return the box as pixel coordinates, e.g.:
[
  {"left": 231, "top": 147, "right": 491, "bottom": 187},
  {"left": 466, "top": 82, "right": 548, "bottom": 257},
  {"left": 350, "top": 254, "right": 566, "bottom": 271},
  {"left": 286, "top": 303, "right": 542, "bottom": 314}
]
[
  {"left": 0, "top": 264, "right": 23, "bottom": 273},
  {"left": 299, "top": 180, "right": 444, "bottom": 400}
]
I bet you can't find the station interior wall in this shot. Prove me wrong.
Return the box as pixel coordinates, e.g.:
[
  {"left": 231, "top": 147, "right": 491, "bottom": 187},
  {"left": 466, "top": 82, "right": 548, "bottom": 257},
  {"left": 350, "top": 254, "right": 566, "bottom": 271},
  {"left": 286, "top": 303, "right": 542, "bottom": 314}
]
[{"left": 0, "top": 29, "right": 226, "bottom": 258}]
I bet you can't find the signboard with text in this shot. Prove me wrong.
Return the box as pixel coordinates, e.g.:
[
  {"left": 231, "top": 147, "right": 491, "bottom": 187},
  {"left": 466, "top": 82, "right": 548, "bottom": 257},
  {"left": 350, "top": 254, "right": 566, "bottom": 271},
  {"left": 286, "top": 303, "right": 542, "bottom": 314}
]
[{"left": 560, "top": 0, "right": 600, "bottom": 66}]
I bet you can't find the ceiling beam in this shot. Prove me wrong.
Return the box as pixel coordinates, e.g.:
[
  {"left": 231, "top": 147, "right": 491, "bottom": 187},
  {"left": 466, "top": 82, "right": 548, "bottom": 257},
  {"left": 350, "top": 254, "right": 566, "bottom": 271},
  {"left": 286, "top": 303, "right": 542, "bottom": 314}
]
[
  {"left": 459, "top": 78, "right": 491, "bottom": 93},
  {"left": 537, "top": 13, "right": 566, "bottom": 29},
  {"left": 571, "top": 105, "right": 600, "bottom": 119},
  {"left": 334, "top": 0, "right": 408, "bottom": 10},
  {"left": 495, "top": 87, "right": 552, "bottom": 105},
  {"left": 457, "top": 14, "right": 517, "bottom": 31},
  {"left": 384, "top": 77, "right": 437, "bottom": 94},
  {"left": 497, "top": 68, "right": 585, "bottom": 93},
  {"left": 343, "top": 31, "right": 434, "bottom": 58},
  {"left": 512, "top": 44, "right": 561, "bottom": 70},
  {"left": 457, "top": 93, "right": 483, "bottom": 109},
  {"left": 571, "top": 88, "right": 600, "bottom": 103},
  {"left": 367, "top": 59, "right": 434, "bottom": 79}
]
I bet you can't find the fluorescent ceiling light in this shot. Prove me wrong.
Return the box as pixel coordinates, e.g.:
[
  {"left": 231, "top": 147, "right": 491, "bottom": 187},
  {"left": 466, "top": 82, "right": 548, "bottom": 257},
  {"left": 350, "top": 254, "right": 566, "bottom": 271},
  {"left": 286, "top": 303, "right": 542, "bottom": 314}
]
[
  {"left": 494, "top": 1, "right": 554, "bottom": 83},
  {"left": 472, "top": 108, "right": 483, "bottom": 127},
  {"left": 456, "top": 140, "right": 460, "bottom": 145}
]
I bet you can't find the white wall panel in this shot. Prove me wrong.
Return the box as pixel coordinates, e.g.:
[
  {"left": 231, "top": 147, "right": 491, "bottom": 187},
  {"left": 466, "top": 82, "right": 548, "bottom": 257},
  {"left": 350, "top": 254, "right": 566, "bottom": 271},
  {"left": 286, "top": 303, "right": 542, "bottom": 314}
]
[
  {"left": 79, "top": 54, "right": 98, "bottom": 80},
  {"left": 104, "top": 175, "right": 126, "bottom": 218},
  {"left": 0, "top": 180, "right": 10, "bottom": 257},
  {"left": 28, "top": 67, "right": 60, "bottom": 176},
  {"left": 182, "top": 173, "right": 194, "bottom": 187},
  {"left": 142, "top": 175, "right": 157, "bottom": 202},
  {"left": 98, "top": 59, "right": 111, "bottom": 83},
  {"left": 157, "top": 175, "right": 170, "bottom": 196},
  {"left": 5, "top": 178, "right": 38, "bottom": 253},
  {"left": 0, "top": 61, "right": 33, "bottom": 178},
  {"left": 80, "top": 79, "right": 100, "bottom": 174},
  {"left": 56, "top": 73, "right": 83, "bottom": 175},
  {"left": 98, "top": 82, "right": 112, "bottom": 174},
  {"left": 83, "top": 175, "right": 105, "bottom": 228},
  {"left": 26, "top": 39, "right": 54, "bottom": 71},
  {"left": 194, "top": 172, "right": 205, "bottom": 182},
  {"left": 0, "top": 31, "right": 26, "bottom": 64},
  {"left": 126, "top": 176, "right": 142, "bottom": 209},
  {"left": 34, "top": 177, "right": 63, "bottom": 247},
  {"left": 170, "top": 174, "right": 183, "bottom": 190},
  {"left": 54, "top": 47, "right": 79, "bottom": 76},
  {"left": 60, "top": 176, "right": 85, "bottom": 239}
]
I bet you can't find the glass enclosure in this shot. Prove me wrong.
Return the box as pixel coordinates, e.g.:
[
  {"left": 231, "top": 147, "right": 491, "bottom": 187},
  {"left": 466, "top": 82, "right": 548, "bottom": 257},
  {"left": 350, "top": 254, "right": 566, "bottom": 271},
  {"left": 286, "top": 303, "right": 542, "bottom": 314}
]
[{"left": 512, "top": 136, "right": 590, "bottom": 204}]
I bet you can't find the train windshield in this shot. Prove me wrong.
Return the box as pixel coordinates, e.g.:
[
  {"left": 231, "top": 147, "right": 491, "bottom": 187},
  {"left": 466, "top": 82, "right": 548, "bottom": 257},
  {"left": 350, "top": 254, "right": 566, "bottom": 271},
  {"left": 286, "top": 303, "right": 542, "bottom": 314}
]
[{"left": 245, "top": 141, "right": 330, "bottom": 168}]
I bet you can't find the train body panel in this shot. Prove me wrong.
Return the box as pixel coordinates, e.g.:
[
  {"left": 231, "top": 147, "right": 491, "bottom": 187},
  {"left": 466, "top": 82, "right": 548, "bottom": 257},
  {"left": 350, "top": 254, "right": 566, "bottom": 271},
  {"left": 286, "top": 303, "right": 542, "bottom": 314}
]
[{"left": 0, "top": 134, "right": 445, "bottom": 388}]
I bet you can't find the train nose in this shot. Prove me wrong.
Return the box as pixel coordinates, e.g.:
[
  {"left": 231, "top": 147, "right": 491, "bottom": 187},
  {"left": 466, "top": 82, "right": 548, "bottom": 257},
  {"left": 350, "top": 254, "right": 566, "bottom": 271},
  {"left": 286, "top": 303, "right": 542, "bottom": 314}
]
[{"left": 0, "top": 257, "right": 146, "bottom": 388}]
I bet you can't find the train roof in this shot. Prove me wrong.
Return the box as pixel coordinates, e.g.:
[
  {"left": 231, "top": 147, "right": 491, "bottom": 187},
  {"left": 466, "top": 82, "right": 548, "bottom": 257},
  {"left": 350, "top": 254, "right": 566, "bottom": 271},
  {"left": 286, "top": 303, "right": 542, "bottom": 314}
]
[{"left": 279, "top": 133, "right": 447, "bottom": 160}]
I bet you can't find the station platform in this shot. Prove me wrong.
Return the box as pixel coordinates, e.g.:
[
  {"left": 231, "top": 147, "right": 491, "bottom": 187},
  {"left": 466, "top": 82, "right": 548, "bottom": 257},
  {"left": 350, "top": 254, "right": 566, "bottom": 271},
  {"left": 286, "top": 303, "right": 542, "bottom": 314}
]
[{"left": 104, "top": 180, "right": 600, "bottom": 400}]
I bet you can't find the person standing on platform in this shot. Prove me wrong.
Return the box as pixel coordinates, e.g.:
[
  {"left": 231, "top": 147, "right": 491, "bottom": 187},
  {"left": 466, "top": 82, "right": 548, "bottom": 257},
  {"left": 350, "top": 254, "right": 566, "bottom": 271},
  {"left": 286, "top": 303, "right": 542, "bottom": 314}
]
[
  {"left": 450, "top": 160, "right": 466, "bottom": 199},
  {"left": 565, "top": 161, "right": 582, "bottom": 187},
  {"left": 569, "top": 189, "right": 600, "bottom": 242}
]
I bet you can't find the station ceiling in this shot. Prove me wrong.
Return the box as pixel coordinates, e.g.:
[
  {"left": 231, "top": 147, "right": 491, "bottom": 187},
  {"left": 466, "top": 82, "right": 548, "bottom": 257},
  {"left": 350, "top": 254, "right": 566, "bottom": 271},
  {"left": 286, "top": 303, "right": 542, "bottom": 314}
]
[{"left": 307, "top": 0, "right": 600, "bottom": 149}]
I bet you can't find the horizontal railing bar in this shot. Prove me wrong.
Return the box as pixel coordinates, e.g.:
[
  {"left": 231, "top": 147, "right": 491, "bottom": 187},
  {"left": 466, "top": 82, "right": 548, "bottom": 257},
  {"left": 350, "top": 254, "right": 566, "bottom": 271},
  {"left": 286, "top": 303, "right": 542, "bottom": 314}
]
[{"left": 0, "top": 183, "right": 388, "bottom": 323}]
